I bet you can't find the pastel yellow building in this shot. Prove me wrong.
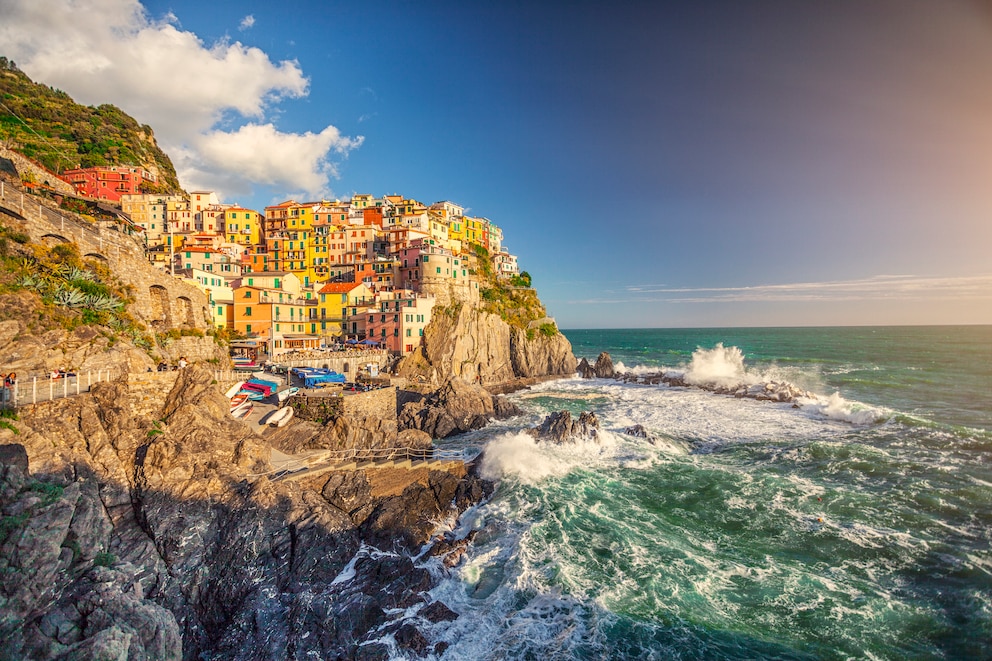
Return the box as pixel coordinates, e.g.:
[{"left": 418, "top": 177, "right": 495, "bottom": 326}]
[{"left": 223, "top": 207, "right": 262, "bottom": 246}]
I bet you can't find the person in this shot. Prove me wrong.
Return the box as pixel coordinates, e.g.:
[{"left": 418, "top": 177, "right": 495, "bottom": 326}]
[
  {"left": 178, "top": 356, "right": 188, "bottom": 369},
  {"left": 5, "top": 373, "right": 15, "bottom": 388}
]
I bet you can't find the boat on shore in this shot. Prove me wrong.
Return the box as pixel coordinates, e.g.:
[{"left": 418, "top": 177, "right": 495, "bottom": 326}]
[
  {"left": 268, "top": 406, "right": 295, "bottom": 427},
  {"left": 225, "top": 381, "right": 245, "bottom": 399},
  {"left": 231, "top": 399, "right": 253, "bottom": 419},
  {"left": 277, "top": 386, "right": 300, "bottom": 403},
  {"left": 230, "top": 392, "right": 249, "bottom": 410}
]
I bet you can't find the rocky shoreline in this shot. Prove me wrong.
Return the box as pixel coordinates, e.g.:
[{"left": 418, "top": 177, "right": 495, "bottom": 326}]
[
  {"left": 579, "top": 350, "right": 814, "bottom": 404},
  {"left": 0, "top": 367, "right": 500, "bottom": 660}
]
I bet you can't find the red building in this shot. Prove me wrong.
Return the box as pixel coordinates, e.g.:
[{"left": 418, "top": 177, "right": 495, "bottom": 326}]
[{"left": 61, "top": 166, "right": 156, "bottom": 203}]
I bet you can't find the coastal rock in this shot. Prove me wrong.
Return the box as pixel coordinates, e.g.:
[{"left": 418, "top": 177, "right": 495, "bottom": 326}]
[
  {"left": 593, "top": 352, "right": 616, "bottom": 378},
  {"left": 395, "top": 303, "right": 576, "bottom": 389},
  {"left": 529, "top": 410, "right": 601, "bottom": 443},
  {"left": 398, "top": 377, "right": 522, "bottom": 439},
  {"left": 623, "top": 424, "right": 649, "bottom": 438},
  {"left": 576, "top": 357, "right": 595, "bottom": 379}
]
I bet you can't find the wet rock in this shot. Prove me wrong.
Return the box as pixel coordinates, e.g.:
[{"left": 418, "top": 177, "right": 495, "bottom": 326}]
[
  {"left": 624, "top": 424, "right": 649, "bottom": 438},
  {"left": 576, "top": 357, "right": 595, "bottom": 379},
  {"left": 529, "top": 410, "right": 600, "bottom": 443},
  {"left": 394, "top": 623, "right": 430, "bottom": 656},
  {"left": 419, "top": 600, "right": 459, "bottom": 623}
]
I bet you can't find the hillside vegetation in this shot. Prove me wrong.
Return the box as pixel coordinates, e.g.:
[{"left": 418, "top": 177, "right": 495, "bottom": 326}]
[
  {"left": 473, "top": 244, "right": 556, "bottom": 336},
  {"left": 0, "top": 57, "right": 182, "bottom": 193}
]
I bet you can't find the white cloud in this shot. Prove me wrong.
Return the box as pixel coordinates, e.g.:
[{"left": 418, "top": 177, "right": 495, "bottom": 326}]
[
  {"left": 239, "top": 15, "right": 255, "bottom": 31},
  {"left": 573, "top": 274, "right": 992, "bottom": 305},
  {"left": 0, "top": 0, "right": 361, "bottom": 203}
]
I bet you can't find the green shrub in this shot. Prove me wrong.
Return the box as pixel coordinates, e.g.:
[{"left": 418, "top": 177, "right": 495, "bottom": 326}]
[{"left": 93, "top": 551, "right": 115, "bottom": 567}]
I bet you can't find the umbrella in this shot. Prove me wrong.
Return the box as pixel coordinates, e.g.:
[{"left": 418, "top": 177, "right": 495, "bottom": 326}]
[
  {"left": 345, "top": 339, "right": 359, "bottom": 344},
  {"left": 360, "top": 339, "right": 379, "bottom": 345}
]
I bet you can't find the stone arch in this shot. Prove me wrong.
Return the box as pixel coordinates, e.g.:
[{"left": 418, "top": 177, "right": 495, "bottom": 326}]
[
  {"left": 41, "top": 233, "right": 70, "bottom": 244},
  {"left": 84, "top": 252, "right": 108, "bottom": 262},
  {"left": 343, "top": 361, "right": 350, "bottom": 373},
  {"left": 149, "top": 285, "right": 171, "bottom": 328},
  {"left": 177, "top": 296, "right": 195, "bottom": 328}
]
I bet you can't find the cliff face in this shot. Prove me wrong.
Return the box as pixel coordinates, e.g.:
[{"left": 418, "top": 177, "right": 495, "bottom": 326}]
[
  {"left": 0, "top": 367, "right": 492, "bottom": 660},
  {"left": 396, "top": 302, "right": 576, "bottom": 388}
]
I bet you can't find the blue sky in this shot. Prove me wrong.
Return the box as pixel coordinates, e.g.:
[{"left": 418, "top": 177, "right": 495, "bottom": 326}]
[{"left": 2, "top": 0, "right": 991, "bottom": 328}]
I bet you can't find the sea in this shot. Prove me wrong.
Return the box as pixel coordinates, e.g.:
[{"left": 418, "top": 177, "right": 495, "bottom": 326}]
[{"left": 422, "top": 326, "right": 992, "bottom": 660}]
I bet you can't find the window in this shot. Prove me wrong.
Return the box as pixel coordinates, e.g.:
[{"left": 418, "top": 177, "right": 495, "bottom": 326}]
[
  {"left": 246, "top": 324, "right": 252, "bottom": 333},
  {"left": 245, "top": 307, "right": 252, "bottom": 316}
]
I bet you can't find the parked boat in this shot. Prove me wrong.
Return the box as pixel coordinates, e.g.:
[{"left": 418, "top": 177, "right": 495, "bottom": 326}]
[
  {"left": 231, "top": 400, "right": 253, "bottom": 419},
  {"left": 277, "top": 386, "right": 300, "bottom": 403},
  {"left": 239, "top": 389, "right": 268, "bottom": 401},
  {"left": 230, "top": 392, "right": 249, "bottom": 410},
  {"left": 268, "top": 406, "right": 295, "bottom": 427},
  {"left": 225, "top": 381, "right": 245, "bottom": 399}
]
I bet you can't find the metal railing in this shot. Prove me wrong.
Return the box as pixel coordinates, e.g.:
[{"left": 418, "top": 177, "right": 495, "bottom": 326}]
[
  {"left": 0, "top": 369, "right": 124, "bottom": 408},
  {"left": 0, "top": 369, "right": 264, "bottom": 409}
]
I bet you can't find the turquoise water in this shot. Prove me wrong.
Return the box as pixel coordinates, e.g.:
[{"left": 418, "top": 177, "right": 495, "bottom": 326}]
[{"left": 429, "top": 326, "right": 992, "bottom": 660}]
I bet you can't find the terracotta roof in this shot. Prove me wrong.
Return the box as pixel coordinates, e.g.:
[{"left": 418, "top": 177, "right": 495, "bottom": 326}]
[{"left": 318, "top": 282, "right": 363, "bottom": 294}]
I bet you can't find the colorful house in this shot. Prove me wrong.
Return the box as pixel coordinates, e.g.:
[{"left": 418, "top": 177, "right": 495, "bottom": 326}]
[
  {"left": 316, "top": 281, "right": 374, "bottom": 340},
  {"left": 364, "top": 291, "right": 434, "bottom": 355},
  {"left": 61, "top": 165, "right": 155, "bottom": 202}
]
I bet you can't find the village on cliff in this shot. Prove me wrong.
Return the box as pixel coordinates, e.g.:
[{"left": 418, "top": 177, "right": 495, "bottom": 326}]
[{"left": 57, "top": 165, "right": 525, "bottom": 362}]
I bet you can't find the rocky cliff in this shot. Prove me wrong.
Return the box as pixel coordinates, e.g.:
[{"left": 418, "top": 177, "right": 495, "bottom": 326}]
[
  {"left": 0, "top": 366, "right": 492, "bottom": 660},
  {"left": 395, "top": 302, "right": 576, "bottom": 389}
]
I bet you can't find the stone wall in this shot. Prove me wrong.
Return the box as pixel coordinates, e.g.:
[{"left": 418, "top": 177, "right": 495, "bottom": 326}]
[
  {"left": 0, "top": 146, "right": 76, "bottom": 195},
  {"left": 0, "top": 178, "right": 213, "bottom": 333}
]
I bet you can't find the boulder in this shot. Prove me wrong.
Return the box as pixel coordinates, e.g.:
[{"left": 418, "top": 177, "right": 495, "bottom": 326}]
[
  {"left": 593, "top": 352, "right": 616, "bottom": 378},
  {"left": 576, "top": 357, "right": 595, "bottom": 379},
  {"left": 529, "top": 410, "right": 600, "bottom": 443},
  {"left": 398, "top": 378, "right": 522, "bottom": 439}
]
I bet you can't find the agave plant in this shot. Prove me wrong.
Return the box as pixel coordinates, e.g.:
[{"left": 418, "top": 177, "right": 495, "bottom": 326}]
[
  {"left": 84, "top": 293, "right": 123, "bottom": 312},
  {"left": 58, "top": 264, "right": 97, "bottom": 283},
  {"left": 53, "top": 287, "right": 87, "bottom": 308},
  {"left": 18, "top": 274, "right": 48, "bottom": 293}
]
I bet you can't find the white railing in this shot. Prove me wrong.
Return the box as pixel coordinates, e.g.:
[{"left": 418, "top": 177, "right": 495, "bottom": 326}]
[{"left": 0, "top": 369, "right": 124, "bottom": 408}]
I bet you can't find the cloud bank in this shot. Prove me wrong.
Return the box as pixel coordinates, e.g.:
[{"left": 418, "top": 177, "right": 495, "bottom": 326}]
[{"left": 0, "top": 0, "right": 361, "bottom": 202}]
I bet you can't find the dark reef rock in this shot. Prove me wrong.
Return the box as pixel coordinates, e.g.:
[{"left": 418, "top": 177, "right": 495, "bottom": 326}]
[
  {"left": 529, "top": 410, "right": 601, "bottom": 443},
  {"left": 576, "top": 357, "right": 595, "bottom": 379}
]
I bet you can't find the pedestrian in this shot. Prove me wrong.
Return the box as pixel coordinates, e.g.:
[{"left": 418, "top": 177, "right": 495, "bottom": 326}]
[{"left": 178, "top": 356, "right": 188, "bottom": 369}]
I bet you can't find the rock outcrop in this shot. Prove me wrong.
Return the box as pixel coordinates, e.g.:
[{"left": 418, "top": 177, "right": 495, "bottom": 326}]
[
  {"left": 395, "top": 303, "right": 576, "bottom": 389},
  {"left": 593, "top": 351, "right": 616, "bottom": 378},
  {"left": 528, "top": 410, "right": 601, "bottom": 443},
  {"left": 398, "top": 377, "right": 522, "bottom": 439},
  {"left": 0, "top": 366, "right": 495, "bottom": 660},
  {"left": 599, "top": 351, "right": 815, "bottom": 404}
]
